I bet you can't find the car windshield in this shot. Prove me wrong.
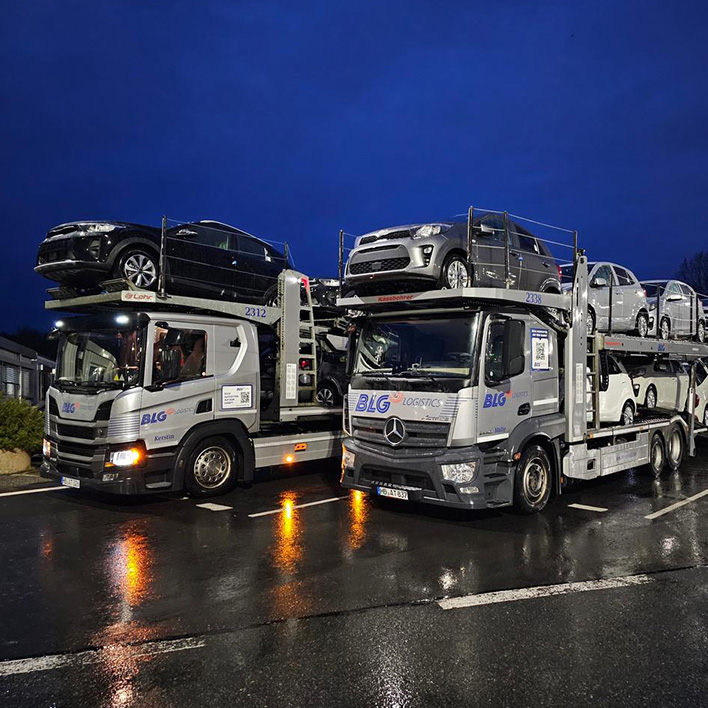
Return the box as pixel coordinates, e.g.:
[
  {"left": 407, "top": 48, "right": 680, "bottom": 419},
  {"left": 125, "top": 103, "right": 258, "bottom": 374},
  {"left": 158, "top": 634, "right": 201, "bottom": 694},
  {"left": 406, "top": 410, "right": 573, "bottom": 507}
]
[
  {"left": 354, "top": 315, "right": 479, "bottom": 378},
  {"left": 56, "top": 329, "right": 143, "bottom": 390}
]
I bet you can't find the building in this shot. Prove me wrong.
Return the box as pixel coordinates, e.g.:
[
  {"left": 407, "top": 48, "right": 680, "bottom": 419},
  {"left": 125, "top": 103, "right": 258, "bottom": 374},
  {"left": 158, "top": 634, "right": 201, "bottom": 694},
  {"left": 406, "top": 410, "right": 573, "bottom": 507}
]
[{"left": 0, "top": 336, "right": 54, "bottom": 407}]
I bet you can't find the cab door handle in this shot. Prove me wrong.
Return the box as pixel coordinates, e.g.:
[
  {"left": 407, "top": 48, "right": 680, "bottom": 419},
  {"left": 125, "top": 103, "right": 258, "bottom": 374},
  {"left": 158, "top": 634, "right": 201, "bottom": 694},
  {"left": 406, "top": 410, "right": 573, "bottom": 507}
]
[{"left": 518, "top": 403, "right": 531, "bottom": 416}]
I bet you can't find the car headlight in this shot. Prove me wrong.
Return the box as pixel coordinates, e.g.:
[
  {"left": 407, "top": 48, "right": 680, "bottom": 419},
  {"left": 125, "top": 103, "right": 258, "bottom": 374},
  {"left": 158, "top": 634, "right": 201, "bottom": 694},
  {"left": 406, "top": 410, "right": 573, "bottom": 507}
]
[
  {"left": 107, "top": 447, "right": 143, "bottom": 467},
  {"left": 83, "top": 223, "right": 118, "bottom": 234},
  {"left": 342, "top": 447, "right": 356, "bottom": 470},
  {"left": 441, "top": 461, "right": 477, "bottom": 484},
  {"left": 412, "top": 224, "right": 451, "bottom": 239}
]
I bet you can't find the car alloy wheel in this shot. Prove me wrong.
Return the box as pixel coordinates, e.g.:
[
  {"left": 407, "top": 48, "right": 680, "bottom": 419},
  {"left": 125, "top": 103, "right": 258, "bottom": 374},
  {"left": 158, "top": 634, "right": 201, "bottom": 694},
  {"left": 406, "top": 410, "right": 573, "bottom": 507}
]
[
  {"left": 122, "top": 253, "right": 158, "bottom": 289},
  {"left": 443, "top": 258, "right": 470, "bottom": 289},
  {"left": 586, "top": 311, "right": 595, "bottom": 337},
  {"left": 704, "top": 407, "right": 708, "bottom": 427},
  {"left": 621, "top": 402, "right": 634, "bottom": 426},
  {"left": 660, "top": 318, "right": 670, "bottom": 340},
  {"left": 646, "top": 387, "right": 657, "bottom": 409},
  {"left": 697, "top": 321, "right": 705, "bottom": 343},
  {"left": 636, "top": 313, "right": 649, "bottom": 338},
  {"left": 316, "top": 385, "right": 335, "bottom": 407}
]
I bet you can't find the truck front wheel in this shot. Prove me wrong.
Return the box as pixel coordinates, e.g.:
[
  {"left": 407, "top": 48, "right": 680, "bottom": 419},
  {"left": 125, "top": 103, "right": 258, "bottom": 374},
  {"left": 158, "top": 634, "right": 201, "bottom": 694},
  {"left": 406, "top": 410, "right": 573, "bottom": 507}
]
[
  {"left": 185, "top": 436, "right": 240, "bottom": 497},
  {"left": 513, "top": 444, "right": 552, "bottom": 514}
]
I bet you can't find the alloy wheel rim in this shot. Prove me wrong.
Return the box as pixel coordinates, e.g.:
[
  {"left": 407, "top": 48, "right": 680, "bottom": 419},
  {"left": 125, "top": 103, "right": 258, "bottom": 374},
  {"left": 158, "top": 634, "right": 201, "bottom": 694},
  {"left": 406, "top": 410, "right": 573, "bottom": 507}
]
[
  {"left": 638, "top": 315, "right": 648, "bottom": 337},
  {"left": 652, "top": 440, "right": 663, "bottom": 472},
  {"left": 523, "top": 459, "right": 548, "bottom": 504},
  {"left": 193, "top": 446, "right": 232, "bottom": 489},
  {"left": 699, "top": 323, "right": 705, "bottom": 342},
  {"left": 123, "top": 254, "right": 157, "bottom": 289},
  {"left": 623, "top": 405, "right": 634, "bottom": 425},
  {"left": 704, "top": 408, "right": 708, "bottom": 427},
  {"left": 587, "top": 314, "right": 594, "bottom": 336},
  {"left": 668, "top": 432, "right": 681, "bottom": 464},
  {"left": 446, "top": 261, "right": 469, "bottom": 288},
  {"left": 317, "top": 387, "right": 335, "bottom": 407},
  {"left": 661, "top": 319, "right": 669, "bottom": 339},
  {"left": 647, "top": 389, "right": 656, "bottom": 408}
]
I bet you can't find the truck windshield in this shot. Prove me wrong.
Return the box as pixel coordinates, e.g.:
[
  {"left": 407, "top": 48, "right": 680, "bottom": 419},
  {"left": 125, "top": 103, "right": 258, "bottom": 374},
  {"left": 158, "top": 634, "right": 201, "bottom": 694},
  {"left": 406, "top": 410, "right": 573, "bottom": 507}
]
[
  {"left": 355, "top": 315, "right": 478, "bottom": 378},
  {"left": 56, "top": 329, "right": 142, "bottom": 390}
]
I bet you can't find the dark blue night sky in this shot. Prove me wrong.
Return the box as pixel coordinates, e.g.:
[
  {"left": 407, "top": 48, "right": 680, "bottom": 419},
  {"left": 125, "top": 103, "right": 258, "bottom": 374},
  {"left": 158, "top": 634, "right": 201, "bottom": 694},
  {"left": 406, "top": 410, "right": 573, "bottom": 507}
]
[{"left": 2, "top": 1, "right": 708, "bottom": 331}]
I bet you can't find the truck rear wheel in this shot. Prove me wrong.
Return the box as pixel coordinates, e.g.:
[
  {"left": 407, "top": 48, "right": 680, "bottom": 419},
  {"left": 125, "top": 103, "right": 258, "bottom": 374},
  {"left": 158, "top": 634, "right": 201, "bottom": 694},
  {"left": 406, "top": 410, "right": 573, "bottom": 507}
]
[
  {"left": 646, "top": 432, "right": 665, "bottom": 478},
  {"left": 513, "top": 444, "right": 551, "bottom": 514},
  {"left": 666, "top": 426, "right": 684, "bottom": 471},
  {"left": 185, "top": 436, "right": 239, "bottom": 497}
]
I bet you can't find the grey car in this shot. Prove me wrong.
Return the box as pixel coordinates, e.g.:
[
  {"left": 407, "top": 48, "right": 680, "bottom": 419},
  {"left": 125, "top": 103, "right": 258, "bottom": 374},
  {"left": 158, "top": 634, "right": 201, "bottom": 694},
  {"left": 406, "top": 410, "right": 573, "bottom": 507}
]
[
  {"left": 642, "top": 279, "right": 706, "bottom": 341},
  {"left": 345, "top": 215, "right": 561, "bottom": 294},
  {"left": 561, "top": 261, "right": 650, "bottom": 337}
]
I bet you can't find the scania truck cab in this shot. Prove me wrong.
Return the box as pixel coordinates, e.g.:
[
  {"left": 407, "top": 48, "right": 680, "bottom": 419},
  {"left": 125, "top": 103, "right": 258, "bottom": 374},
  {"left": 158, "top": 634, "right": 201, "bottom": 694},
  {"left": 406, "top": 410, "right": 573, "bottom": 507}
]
[
  {"left": 340, "top": 244, "right": 708, "bottom": 514},
  {"left": 41, "top": 270, "right": 345, "bottom": 497}
]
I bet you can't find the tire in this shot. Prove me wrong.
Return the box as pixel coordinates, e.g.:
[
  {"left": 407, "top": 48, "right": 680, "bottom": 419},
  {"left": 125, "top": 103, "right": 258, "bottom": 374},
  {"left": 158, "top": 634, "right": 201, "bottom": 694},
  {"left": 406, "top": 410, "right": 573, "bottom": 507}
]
[
  {"left": 704, "top": 405, "right": 708, "bottom": 428},
  {"left": 316, "top": 381, "right": 340, "bottom": 408},
  {"left": 659, "top": 317, "right": 670, "bottom": 340},
  {"left": 263, "top": 285, "right": 278, "bottom": 307},
  {"left": 646, "top": 432, "right": 665, "bottom": 478},
  {"left": 586, "top": 309, "right": 596, "bottom": 337},
  {"left": 440, "top": 254, "right": 471, "bottom": 289},
  {"left": 184, "top": 436, "right": 239, "bottom": 498},
  {"left": 645, "top": 386, "right": 657, "bottom": 409},
  {"left": 114, "top": 248, "right": 159, "bottom": 290},
  {"left": 635, "top": 312, "right": 649, "bottom": 338},
  {"left": 696, "top": 320, "right": 705, "bottom": 343},
  {"left": 513, "top": 444, "right": 552, "bottom": 514},
  {"left": 620, "top": 401, "right": 635, "bottom": 426},
  {"left": 666, "top": 425, "right": 684, "bottom": 472}
]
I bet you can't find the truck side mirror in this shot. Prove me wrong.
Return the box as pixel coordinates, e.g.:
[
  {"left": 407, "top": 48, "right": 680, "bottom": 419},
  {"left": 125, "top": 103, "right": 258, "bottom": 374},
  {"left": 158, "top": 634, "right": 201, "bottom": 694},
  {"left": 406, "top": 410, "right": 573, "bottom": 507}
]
[{"left": 502, "top": 320, "right": 525, "bottom": 378}]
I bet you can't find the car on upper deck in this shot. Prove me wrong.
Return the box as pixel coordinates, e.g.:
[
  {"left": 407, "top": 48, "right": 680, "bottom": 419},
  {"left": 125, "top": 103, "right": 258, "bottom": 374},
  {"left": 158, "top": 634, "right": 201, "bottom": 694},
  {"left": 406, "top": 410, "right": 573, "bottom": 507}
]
[
  {"left": 35, "top": 220, "right": 289, "bottom": 304},
  {"left": 561, "top": 261, "right": 650, "bottom": 337},
  {"left": 641, "top": 279, "right": 706, "bottom": 342},
  {"left": 344, "top": 214, "right": 561, "bottom": 295}
]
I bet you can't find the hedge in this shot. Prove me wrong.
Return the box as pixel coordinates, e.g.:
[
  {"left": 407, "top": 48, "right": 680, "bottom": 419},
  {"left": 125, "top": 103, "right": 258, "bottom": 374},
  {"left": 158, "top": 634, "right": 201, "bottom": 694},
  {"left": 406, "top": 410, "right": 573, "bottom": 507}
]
[{"left": 0, "top": 397, "right": 44, "bottom": 454}]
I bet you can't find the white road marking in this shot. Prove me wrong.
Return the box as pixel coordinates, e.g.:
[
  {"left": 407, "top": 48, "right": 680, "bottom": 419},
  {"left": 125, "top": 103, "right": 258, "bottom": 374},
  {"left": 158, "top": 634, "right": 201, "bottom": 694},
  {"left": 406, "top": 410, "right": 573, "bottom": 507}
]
[
  {"left": 0, "top": 637, "right": 206, "bottom": 676},
  {"left": 438, "top": 573, "right": 652, "bottom": 610},
  {"left": 0, "top": 486, "right": 65, "bottom": 499},
  {"left": 248, "top": 495, "right": 347, "bottom": 518},
  {"left": 644, "top": 488, "right": 708, "bottom": 520},
  {"left": 196, "top": 502, "right": 233, "bottom": 512},
  {"left": 568, "top": 503, "right": 608, "bottom": 513}
]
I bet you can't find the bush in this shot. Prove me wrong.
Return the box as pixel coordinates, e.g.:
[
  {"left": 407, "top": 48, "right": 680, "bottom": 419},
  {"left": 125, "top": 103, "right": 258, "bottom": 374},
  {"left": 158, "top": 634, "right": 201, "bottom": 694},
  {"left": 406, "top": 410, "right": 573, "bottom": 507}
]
[{"left": 0, "top": 397, "right": 44, "bottom": 454}]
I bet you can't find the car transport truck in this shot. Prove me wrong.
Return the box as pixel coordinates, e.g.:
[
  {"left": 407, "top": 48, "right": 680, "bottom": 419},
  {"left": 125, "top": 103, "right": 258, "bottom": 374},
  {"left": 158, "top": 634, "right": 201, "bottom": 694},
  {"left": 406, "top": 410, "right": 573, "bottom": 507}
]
[
  {"left": 339, "top": 211, "right": 708, "bottom": 513},
  {"left": 40, "top": 270, "right": 346, "bottom": 497}
]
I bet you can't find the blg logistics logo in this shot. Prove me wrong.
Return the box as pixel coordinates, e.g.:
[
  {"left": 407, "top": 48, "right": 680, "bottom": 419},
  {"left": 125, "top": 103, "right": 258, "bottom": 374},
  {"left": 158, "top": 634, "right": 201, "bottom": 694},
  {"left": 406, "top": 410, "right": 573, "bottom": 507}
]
[
  {"left": 140, "top": 406, "right": 195, "bottom": 425},
  {"left": 61, "top": 402, "right": 80, "bottom": 414},
  {"left": 483, "top": 390, "right": 529, "bottom": 408},
  {"left": 354, "top": 392, "right": 443, "bottom": 414}
]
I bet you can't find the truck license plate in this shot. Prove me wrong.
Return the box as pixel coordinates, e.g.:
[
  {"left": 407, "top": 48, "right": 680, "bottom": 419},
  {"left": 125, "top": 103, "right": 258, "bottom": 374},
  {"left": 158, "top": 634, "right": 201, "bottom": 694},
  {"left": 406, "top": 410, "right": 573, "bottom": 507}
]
[
  {"left": 60, "top": 477, "right": 80, "bottom": 489},
  {"left": 377, "top": 486, "right": 408, "bottom": 500}
]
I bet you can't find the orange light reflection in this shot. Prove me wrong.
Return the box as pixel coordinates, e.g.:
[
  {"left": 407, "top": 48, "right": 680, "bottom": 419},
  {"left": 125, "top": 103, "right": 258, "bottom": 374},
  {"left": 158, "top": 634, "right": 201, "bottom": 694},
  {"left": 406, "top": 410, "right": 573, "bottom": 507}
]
[
  {"left": 349, "top": 489, "right": 368, "bottom": 550},
  {"left": 272, "top": 494, "right": 302, "bottom": 572}
]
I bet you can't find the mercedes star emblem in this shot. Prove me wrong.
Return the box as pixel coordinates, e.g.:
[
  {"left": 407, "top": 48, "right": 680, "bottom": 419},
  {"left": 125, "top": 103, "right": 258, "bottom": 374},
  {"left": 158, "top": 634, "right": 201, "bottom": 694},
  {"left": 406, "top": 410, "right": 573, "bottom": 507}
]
[{"left": 384, "top": 417, "right": 406, "bottom": 446}]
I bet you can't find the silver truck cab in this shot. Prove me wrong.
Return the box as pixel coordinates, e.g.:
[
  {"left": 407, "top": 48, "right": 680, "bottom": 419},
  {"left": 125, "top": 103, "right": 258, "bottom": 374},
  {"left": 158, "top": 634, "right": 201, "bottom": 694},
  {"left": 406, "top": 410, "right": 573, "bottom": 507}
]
[{"left": 341, "top": 306, "right": 561, "bottom": 511}]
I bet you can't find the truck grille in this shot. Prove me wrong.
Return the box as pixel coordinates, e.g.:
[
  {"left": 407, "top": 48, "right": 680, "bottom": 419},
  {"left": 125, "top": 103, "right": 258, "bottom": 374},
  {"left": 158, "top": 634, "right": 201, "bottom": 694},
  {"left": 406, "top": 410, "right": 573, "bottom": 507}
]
[
  {"left": 352, "top": 416, "right": 450, "bottom": 448},
  {"left": 361, "top": 466, "right": 436, "bottom": 491},
  {"left": 349, "top": 257, "right": 410, "bottom": 275},
  {"left": 56, "top": 423, "right": 97, "bottom": 440}
]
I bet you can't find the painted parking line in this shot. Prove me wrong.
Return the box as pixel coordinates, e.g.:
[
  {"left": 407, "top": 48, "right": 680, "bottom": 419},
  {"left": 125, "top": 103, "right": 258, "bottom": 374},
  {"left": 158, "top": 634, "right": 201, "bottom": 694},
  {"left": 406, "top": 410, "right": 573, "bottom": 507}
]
[
  {"left": 196, "top": 502, "right": 233, "bottom": 512},
  {"left": 248, "top": 495, "right": 347, "bottom": 518},
  {"left": 568, "top": 503, "right": 609, "bottom": 513},
  {"left": 644, "top": 488, "right": 708, "bottom": 520},
  {"left": 438, "top": 573, "right": 653, "bottom": 610},
  {"left": 0, "top": 486, "right": 65, "bottom": 499},
  {"left": 0, "top": 636, "right": 206, "bottom": 677}
]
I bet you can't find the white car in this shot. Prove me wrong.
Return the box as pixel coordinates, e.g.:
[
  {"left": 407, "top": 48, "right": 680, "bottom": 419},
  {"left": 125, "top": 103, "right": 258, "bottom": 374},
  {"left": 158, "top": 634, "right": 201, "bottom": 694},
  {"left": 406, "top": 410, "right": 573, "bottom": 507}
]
[
  {"left": 587, "top": 353, "right": 636, "bottom": 425},
  {"left": 642, "top": 279, "right": 706, "bottom": 341},
  {"left": 682, "top": 359, "right": 708, "bottom": 426},
  {"left": 629, "top": 359, "right": 689, "bottom": 411}
]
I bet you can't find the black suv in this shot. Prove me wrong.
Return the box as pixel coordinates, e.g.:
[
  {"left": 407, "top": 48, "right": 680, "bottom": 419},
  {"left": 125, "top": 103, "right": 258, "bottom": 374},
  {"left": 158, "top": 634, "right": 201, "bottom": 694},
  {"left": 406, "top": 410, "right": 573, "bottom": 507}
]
[{"left": 35, "top": 220, "right": 289, "bottom": 303}]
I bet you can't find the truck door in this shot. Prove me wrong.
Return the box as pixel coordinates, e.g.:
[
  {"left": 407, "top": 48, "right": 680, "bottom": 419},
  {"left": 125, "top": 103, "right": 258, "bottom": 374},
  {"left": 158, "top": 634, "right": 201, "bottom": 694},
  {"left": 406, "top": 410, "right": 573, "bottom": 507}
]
[
  {"left": 477, "top": 316, "right": 533, "bottom": 444},
  {"left": 140, "top": 322, "right": 216, "bottom": 451}
]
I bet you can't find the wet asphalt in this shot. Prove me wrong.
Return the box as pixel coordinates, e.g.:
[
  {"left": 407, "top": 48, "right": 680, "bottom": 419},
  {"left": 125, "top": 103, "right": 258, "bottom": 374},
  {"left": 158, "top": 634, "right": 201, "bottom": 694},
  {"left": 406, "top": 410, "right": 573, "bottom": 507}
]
[{"left": 1, "top": 441, "right": 707, "bottom": 707}]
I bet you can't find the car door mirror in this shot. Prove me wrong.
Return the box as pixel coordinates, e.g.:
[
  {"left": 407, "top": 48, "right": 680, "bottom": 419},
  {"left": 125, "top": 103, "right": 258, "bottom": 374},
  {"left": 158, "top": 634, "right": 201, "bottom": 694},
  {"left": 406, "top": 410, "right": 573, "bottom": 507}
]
[
  {"left": 502, "top": 320, "right": 525, "bottom": 378},
  {"left": 478, "top": 224, "right": 496, "bottom": 235},
  {"left": 591, "top": 277, "right": 608, "bottom": 288},
  {"left": 667, "top": 293, "right": 682, "bottom": 302},
  {"left": 175, "top": 228, "right": 198, "bottom": 238}
]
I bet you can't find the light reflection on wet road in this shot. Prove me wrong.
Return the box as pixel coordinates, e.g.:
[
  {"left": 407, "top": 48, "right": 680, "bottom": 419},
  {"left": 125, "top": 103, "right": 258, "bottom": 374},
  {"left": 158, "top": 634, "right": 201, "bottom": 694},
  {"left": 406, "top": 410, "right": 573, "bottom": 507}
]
[{"left": 1, "top": 448, "right": 707, "bottom": 706}]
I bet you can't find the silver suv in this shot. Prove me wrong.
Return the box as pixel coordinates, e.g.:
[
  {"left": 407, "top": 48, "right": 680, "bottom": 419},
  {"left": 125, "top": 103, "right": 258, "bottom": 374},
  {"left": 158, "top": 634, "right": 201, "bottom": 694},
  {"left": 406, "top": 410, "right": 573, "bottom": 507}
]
[
  {"left": 345, "top": 215, "right": 561, "bottom": 294},
  {"left": 642, "top": 279, "right": 706, "bottom": 341},
  {"left": 561, "top": 261, "right": 650, "bottom": 337}
]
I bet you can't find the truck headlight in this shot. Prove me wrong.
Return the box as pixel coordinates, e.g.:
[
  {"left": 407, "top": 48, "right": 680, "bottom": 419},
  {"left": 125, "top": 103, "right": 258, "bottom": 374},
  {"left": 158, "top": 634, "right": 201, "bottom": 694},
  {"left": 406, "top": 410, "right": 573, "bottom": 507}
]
[
  {"left": 342, "top": 447, "right": 356, "bottom": 470},
  {"left": 107, "top": 447, "right": 143, "bottom": 467},
  {"left": 441, "top": 461, "right": 477, "bottom": 484},
  {"left": 43, "top": 438, "right": 52, "bottom": 458}
]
